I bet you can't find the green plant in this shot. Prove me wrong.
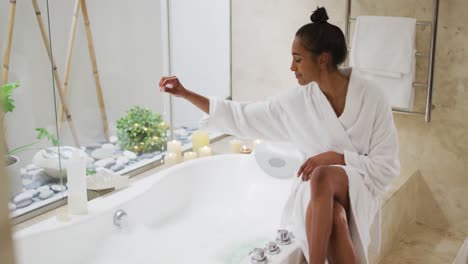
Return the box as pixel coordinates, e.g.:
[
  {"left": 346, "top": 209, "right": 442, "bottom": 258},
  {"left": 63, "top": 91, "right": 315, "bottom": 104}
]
[
  {"left": 1, "top": 82, "right": 59, "bottom": 162},
  {"left": 116, "top": 106, "right": 168, "bottom": 154}
]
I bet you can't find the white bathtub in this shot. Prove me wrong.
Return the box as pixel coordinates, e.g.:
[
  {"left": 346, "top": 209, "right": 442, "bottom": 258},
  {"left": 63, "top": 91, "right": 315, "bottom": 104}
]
[{"left": 14, "top": 146, "right": 307, "bottom": 264}]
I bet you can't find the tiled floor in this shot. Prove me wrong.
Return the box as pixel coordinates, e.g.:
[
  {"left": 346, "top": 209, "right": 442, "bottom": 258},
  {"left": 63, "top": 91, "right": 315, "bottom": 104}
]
[{"left": 380, "top": 222, "right": 466, "bottom": 264}]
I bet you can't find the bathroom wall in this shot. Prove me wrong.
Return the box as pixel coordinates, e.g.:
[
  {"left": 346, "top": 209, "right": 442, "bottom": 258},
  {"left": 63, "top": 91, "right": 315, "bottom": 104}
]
[{"left": 232, "top": 0, "right": 468, "bottom": 233}]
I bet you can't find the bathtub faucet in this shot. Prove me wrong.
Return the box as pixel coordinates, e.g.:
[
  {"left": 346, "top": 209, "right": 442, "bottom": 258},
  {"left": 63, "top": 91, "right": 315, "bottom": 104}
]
[{"left": 113, "top": 209, "right": 128, "bottom": 229}]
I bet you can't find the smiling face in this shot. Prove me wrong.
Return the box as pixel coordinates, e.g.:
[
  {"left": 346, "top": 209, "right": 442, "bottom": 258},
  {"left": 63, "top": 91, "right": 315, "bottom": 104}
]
[{"left": 290, "top": 37, "right": 322, "bottom": 86}]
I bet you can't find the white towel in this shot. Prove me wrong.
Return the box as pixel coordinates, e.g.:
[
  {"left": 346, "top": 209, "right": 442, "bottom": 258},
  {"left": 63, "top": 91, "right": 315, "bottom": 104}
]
[
  {"left": 350, "top": 16, "right": 417, "bottom": 111},
  {"left": 350, "top": 16, "right": 416, "bottom": 77}
]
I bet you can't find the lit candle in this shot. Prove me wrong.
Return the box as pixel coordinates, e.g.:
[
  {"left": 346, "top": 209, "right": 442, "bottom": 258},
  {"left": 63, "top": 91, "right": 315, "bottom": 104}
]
[
  {"left": 183, "top": 151, "right": 198, "bottom": 161},
  {"left": 198, "top": 146, "right": 212, "bottom": 157},
  {"left": 252, "top": 139, "right": 263, "bottom": 150},
  {"left": 241, "top": 145, "right": 252, "bottom": 154},
  {"left": 192, "top": 130, "right": 210, "bottom": 153},
  {"left": 167, "top": 140, "right": 182, "bottom": 156},
  {"left": 229, "top": 139, "right": 242, "bottom": 153},
  {"left": 164, "top": 152, "right": 179, "bottom": 166}
]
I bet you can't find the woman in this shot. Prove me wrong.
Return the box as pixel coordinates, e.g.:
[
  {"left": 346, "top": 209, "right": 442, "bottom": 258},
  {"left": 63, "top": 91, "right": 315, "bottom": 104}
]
[{"left": 159, "top": 7, "right": 399, "bottom": 264}]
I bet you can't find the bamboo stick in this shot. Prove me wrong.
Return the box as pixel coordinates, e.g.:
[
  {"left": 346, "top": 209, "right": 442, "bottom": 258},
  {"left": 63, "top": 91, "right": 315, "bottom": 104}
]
[
  {"left": 2, "top": 0, "right": 17, "bottom": 85},
  {"left": 31, "top": 0, "right": 81, "bottom": 147},
  {"left": 80, "top": 0, "right": 110, "bottom": 140},
  {"left": 58, "top": 0, "right": 80, "bottom": 134}
]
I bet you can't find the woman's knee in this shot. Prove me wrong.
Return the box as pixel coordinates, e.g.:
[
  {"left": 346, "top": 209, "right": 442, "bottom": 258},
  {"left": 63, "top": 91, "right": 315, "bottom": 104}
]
[{"left": 309, "top": 165, "right": 332, "bottom": 195}]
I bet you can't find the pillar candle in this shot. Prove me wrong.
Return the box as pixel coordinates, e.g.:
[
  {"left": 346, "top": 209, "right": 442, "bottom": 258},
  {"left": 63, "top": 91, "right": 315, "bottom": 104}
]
[
  {"left": 183, "top": 151, "right": 198, "bottom": 161},
  {"left": 192, "top": 130, "right": 210, "bottom": 153},
  {"left": 198, "top": 146, "right": 212, "bottom": 157},
  {"left": 229, "top": 139, "right": 242, "bottom": 153},
  {"left": 164, "top": 152, "right": 179, "bottom": 166},
  {"left": 167, "top": 140, "right": 182, "bottom": 156}
]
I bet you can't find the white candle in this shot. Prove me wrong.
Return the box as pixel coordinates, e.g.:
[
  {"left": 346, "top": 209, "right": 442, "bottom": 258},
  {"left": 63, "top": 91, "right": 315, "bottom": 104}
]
[
  {"left": 164, "top": 152, "right": 179, "bottom": 166},
  {"left": 192, "top": 130, "right": 210, "bottom": 153},
  {"left": 167, "top": 140, "right": 182, "bottom": 156},
  {"left": 252, "top": 139, "right": 263, "bottom": 150},
  {"left": 229, "top": 139, "right": 242, "bottom": 153},
  {"left": 198, "top": 146, "right": 212, "bottom": 157},
  {"left": 183, "top": 151, "right": 198, "bottom": 161}
]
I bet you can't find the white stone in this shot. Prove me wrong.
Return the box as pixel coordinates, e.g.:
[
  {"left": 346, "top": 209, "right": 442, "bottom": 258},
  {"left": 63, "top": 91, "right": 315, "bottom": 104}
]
[
  {"left": 25, "top": 189, "right": 39, "bottom": 197},
  {"left": 51, "top": 184, "right": 67, "bottom": 192},
  {"left": 26, "top": 164, "right": 40, "bottom": 171},
  {"left": 94, "top": 158, "right": 116, "bottom": 168},
  {"left": 13, "top": 192, "right": 33, "bottom": 204},
  {"left": 33, "top": 146, "right": 90, "bottom": 178},
  {"left": 109, "top": 136, "right": 118, "bottom": 144},
  {"left": 91, "top": 148, "right": 115, "bottom": 160},
  {"left": 36, "top": 185, "right": 50, "bottom": 192},
  {"left": 102, "top": 143, "right": 116, "bottom": 150},
  {"left": 20, "top": 168, "right": 27, "bottom": 176},
  {"left": 110, "top": 162, "right": 125, "bottom": 172},
  {"left": 80, "top": 146, "right": 87, "bottom": 152},
  {"left": 116, "top": 156, "right": 129, "bottom": 165},
  {"left": 8, "top": 203, "right": 16, "bottom": 211},
  {"left": 39, "top": 189, "right": 54, "bottom": 200},
  {"left": 123, "top": 150, "right": 137, "bottom": 160},
  {"left": 16, "top": 199, "right": 33, "bottom": 209}
]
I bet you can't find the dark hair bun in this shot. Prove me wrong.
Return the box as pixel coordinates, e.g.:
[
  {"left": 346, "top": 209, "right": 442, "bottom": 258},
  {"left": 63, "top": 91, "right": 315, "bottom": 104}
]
[{"left": 310, "top": 7, "right": 329, "bottom": 23}]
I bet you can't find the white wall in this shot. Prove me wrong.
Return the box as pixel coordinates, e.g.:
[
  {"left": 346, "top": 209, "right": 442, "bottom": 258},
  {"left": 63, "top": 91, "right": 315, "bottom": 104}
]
[{"left": 169, "top": 0, "right": 231, "bottom": 127}]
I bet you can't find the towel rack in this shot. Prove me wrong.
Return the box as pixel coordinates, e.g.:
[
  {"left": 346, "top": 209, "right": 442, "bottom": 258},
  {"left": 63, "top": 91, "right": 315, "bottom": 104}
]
[{"left": 344, "top": 0, "right": 440, "bottom": 123}]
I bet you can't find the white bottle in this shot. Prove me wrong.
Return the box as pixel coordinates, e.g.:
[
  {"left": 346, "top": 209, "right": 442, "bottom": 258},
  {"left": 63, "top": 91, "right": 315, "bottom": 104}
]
[{"left": 67, "top": 150, "right": 88, "bottom": 215}]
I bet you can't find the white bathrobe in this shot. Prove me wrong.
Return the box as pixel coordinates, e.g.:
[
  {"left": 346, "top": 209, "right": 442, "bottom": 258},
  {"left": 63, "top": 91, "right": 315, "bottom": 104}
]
[{"left": 200, "top": 69, "right": 400, "bottom": 263}]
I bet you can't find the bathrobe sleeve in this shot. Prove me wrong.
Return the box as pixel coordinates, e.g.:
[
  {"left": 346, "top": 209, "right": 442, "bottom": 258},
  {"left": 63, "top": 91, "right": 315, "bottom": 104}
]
[
  {"left": 343, "top": 94, "right": 400, "bottom": 196},
  {"left": 200, "top": 95, "right": 291, "bottom": 141}
]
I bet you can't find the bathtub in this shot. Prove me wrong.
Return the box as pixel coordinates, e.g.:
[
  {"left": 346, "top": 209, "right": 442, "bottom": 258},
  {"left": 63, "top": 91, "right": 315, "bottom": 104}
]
[{"left": 14, "top": 144, "right": 307, "bottom": 264}]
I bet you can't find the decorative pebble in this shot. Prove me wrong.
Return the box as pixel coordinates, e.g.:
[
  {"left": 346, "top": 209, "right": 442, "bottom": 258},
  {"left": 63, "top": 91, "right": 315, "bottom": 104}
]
[
  {"left": 20, "top": 168, "right": 27, "bottom": 176},
  {"left": 39, "top": 189, "right": 54, "bottom": 200},
  {"left": 8, "top": 203, "right": 16, "bottom": 211},
  {"left": 116, "top": 156, "right": 129, "bottom": 165},
  {"left": 140, "top": 153, "right": 155, "bottom": 159},
  {"left": 81, "top": 146, "right": 87, "bottom": 152},
  {"left": 86, "top": 143, "right": 102, "bottom": 150},
  {"left": 13, "top": 192, "right": 33, "bottom": 204},
  {"left": 51, "top": 185, "right": 67, "bottom": 192},
  {"left": 94, "top": 158, "right": 116, "bottom": 169},
  {"left": 22, "top": 173, "right": 33, "bottom": 180},
  {"left": 91, "top": 148, "right": 115, "bottom": 160},
  {"left": 110, "top": 162, "right": 125, "bottom": 172},
  {"left": 16, "top": 199, "right": 33, "bottom": 209},
  {"left": 25, "top": 189, "right": 39, "bottom": 197},
  {"left": 102, "top": 143, "right": 116, "bottom": 150},
  {"left": 123, "top": 150, "right": 137, "bottom": 160},
  {"left": 25, "top": 173, "right": 55, "bottom": 190},
  {"left": 26, "top": 164, "right": 40, "bottom": 171},
  {"left": 109, "top": 136, "right": 118, "bottom": 144},
  {"left": 37, "top": 185, "right": 50, "bottom": 192},
  {"left": 33, "top": 197, "right": 42, "bottom": 202}
]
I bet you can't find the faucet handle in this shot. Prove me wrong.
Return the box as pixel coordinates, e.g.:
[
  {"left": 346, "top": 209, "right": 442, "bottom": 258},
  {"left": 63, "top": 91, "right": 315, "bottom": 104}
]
[
  {"left": 249, "top": 248, "right": 268, "bottom": 264},
  {"left": 265, "top": 241, "right": 280, "bottom": 255},
  {"left": 276, "top": 229, "right": 292, "bottom": 245}
]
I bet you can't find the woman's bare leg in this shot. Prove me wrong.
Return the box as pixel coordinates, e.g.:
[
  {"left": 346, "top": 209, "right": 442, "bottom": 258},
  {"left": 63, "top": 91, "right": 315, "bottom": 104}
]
[
  {"left": 305, "top": 165, "right": 355, "bottom": 264},
  {"left": 327, "top": 201, "right": 357, "bottom": 264}
]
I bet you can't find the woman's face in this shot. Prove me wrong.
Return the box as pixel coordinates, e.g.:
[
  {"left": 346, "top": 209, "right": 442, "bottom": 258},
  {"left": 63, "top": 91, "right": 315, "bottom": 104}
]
[{"left": 290, "top": 37, "right": 320, "bottom": 86}]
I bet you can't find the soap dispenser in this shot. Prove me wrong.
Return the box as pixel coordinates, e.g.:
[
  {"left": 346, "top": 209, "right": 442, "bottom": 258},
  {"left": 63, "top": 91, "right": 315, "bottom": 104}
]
[{"left": 67, "top": 150, "right": 88, "bottom": 215}]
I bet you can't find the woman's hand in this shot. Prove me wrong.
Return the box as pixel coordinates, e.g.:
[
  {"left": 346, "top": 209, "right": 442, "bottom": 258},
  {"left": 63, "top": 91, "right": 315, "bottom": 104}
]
[
  {"left": 159, "top": 76, "right": 187, "bottom": 98},
  {"left": 297, "top": 151, "right": 345, "bottom": 181}
]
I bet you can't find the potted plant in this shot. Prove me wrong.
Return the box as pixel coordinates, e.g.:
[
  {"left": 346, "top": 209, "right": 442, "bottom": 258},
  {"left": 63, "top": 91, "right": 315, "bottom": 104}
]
[
  {"left": 116, "top": 106, "right": 168, "bottom": 154},
  {"left": 1, "top": 82, "right": 58, "bottom": 198}
]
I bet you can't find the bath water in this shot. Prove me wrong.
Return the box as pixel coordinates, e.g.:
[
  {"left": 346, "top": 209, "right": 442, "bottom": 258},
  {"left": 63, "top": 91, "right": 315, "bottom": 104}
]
[{"left": 87, "top": 204, "right": 278, "bottom": 264}]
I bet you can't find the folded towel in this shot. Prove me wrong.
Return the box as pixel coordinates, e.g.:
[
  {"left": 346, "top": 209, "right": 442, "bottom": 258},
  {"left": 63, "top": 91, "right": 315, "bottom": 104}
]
[
  {"left": 350, "top": 16, "right": 416, "bottom": 77},
  {"left": 355, "top": 54, "right": 416, "bottom": 111}
]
